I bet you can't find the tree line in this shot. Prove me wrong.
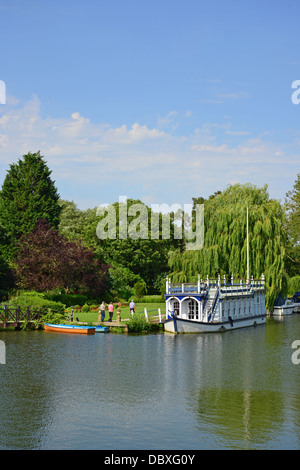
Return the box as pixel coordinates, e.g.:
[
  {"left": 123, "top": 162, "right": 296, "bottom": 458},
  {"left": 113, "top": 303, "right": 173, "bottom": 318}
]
[{"left": 0, "top": 151, "right": 299, "bottom": 309}]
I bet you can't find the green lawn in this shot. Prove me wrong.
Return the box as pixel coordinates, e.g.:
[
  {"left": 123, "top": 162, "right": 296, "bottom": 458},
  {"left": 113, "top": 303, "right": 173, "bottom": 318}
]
[{"left": 72, "top": 303, "right": 166, "bottom": 323}]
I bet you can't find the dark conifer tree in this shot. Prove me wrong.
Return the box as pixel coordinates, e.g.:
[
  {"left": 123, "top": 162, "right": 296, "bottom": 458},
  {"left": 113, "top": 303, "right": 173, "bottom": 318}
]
[{"left": 0, "top": 151, "right": 61, "bottom": 259}]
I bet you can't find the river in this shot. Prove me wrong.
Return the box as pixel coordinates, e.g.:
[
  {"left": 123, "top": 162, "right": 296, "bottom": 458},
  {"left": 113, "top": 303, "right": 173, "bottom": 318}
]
[{"left": 0, "top": 316, "right": 299, "bottom": 450}]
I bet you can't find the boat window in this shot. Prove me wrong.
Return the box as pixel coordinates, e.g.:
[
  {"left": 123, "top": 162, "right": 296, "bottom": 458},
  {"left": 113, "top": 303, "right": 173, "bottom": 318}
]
[
  {"left": 173, "top": 301, "right": 179, "bottom": 315},
  {"left": 188, "top": 300, "right": 199, "bottom": 320}
]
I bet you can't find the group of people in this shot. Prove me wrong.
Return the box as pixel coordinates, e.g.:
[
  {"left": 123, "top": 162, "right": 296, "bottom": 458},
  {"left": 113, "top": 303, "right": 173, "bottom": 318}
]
[{"left": 98, "top": 300, "right": 135, "bottom": 322}]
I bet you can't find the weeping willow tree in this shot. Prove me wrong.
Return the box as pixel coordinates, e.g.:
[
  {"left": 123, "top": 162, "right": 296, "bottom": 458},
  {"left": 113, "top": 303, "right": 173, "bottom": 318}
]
[{"left": 168, "top": 184, "right": 287, "bottom": 310}]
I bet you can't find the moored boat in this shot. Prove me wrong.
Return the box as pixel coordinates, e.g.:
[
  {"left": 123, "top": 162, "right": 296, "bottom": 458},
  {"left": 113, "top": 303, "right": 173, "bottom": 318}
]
[
  {"left": 44, "top": 323, "right": 96, "bottom": 334},
  {"left": 163, "top": 206, "right": 267, "bottom": 334},
  {"left": 164, "top": 274, "right": 266, "bottom": 334},
  {"left": 272, "top": 299, "right": 297, "bottom": 316},
  {"left": 95, "top": 325, "right": 109, "bottom": 333}
]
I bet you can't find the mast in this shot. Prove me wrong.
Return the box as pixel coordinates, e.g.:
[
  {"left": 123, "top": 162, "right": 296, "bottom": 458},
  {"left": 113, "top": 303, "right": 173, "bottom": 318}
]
[{"left": 247, "top": 204, "right": 249, "bottom": 283}]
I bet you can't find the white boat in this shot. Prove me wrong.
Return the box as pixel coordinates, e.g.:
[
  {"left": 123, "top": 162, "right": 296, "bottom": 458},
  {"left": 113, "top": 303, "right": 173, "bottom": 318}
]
[
  {"left": 163, "top": 274, "right": 266, "bottom": 334},
  {"left": 272, "top": 299, "right": 297, "bottom": 316}
]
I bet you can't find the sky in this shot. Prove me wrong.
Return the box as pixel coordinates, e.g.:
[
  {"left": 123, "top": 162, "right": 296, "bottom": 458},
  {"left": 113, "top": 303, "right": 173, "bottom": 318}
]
[{"left": 0, "top": 0, "right": 299, "bottom": 211}]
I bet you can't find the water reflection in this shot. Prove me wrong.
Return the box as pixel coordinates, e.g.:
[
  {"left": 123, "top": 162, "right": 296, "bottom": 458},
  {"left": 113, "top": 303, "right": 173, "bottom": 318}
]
[
  {"left": 194, "top": 387, "right": 281, "bottom": 449},
  {"left": 0, "top": 317, "right": 300, "bottom": 449},
  {"left": 186, "top": 318, "right": 300, "bottom": 449}
]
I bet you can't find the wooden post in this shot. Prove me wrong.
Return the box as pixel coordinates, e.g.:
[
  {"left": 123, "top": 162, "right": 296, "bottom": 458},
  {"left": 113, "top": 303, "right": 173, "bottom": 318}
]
[
  {"left": 158, "top": 308, "right": 161, "bottom": 323},
  {"left": 4, "top": 305, "right": 7, "bottom": 328},
  {"left": 116, "top": 308, "right": 121, "bottom": 323},
  {"left": 16, "top": 306, "right": 21, "bottom": 323},
  {"left": 144, "top": 308, "right": 148, "bottom": 322}
]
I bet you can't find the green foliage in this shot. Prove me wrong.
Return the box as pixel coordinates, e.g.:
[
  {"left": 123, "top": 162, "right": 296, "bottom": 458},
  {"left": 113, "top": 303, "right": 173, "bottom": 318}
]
[
  {"left": 284, "top": 173, "right": 300, "bottom": 277},
  {"left": 44, "top": 292, "right": 89, "bottom": 307},
  {"left": 109, "top": 265, "right": 142, "bottom": 299},
  {"left": 138, "top": 295, "right": 164, "bottom": 303},
  {"left": 134, "top": 281, "right": 147, "bottom": 299},
  {"left": 82, "top": 304, "right": 90, "bottom": 312},
  {"left": 1, "top": 290, "right": 65, "bottom": 314},
  {"left": 41, "top": 310, "right": 67, "bottom": 325},
  {"left": 169, "top": 184, "right": 286, "bottom": 310},
  {"left": 127, "top": 314, "right": 154, "bottom": 333},
  {"left": 287, "top": 275, "right": 300, "bottom": 296},
  {"left": 58, "top": 198, "right": 183, "bottom": 291},
  {"left": 0, "top": 151, "right": 61, "bottom": 259}
]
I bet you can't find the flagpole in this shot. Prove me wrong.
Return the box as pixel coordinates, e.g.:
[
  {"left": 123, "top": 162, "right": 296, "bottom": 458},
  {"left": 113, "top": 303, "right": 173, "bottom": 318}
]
[{"left": 247, "top": 204, "right": 249, "bottom": 283}]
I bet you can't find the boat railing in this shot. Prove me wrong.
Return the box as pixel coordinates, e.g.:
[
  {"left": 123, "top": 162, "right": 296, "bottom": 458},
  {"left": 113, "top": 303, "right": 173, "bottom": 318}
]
[
  {"left": 167, "top": 278, "right": 265, "bottom": 295},
  {"left": 167, "top": 283, "right": 204, "bottom": 294}
]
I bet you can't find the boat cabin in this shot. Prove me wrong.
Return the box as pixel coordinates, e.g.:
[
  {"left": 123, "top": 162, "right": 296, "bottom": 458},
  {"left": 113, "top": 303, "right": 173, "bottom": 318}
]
[{"left": 165, "top": 274, "right": 266, "bottom": 323}]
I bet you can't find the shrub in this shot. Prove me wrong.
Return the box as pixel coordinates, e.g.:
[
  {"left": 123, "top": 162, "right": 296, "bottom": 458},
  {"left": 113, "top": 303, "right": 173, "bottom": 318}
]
[
  {"left": 138, "top": 295, "right": 164, "bottom": 303},
  {"left": 127, "top": 314, "right": 153, "bottom": 333},
  {"left": 82, "top": 304, "right": 90, "bottom": 312},
  {"left": 44, "top": 292, "right": 89, "bottom": 307},
  {"left": 1, "top": 290, "right": 65, "bottom": 314},
  {"left": 134, "top": 281, "right": 147, "bottom": 300},
  {"left": 41, "top": 310, "right": 67, "bottom": 325}
]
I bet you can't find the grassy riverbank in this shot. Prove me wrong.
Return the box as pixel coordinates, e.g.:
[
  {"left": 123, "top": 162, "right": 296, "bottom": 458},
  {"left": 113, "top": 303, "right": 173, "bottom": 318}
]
[{"left": 73, "top": 302, "right": 166, "bottom": 323}]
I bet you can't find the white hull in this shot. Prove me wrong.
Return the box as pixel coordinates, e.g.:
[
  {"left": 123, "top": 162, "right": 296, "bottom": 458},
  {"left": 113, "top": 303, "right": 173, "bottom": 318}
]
[
  {"left": 164, "top": 314, "right": 266, "bottom": 334},
  {"left": 272, "top": 303, "right": 297, "bottom": 316}
]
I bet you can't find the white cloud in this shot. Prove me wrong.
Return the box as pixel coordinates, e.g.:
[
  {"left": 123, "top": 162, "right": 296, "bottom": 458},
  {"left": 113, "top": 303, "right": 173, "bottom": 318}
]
[
  {"left": 0, "top": 94, "right": 297, "bottom": 208},
  {"left": 157, "top": 110, "right": 179, "bottom": 130}
]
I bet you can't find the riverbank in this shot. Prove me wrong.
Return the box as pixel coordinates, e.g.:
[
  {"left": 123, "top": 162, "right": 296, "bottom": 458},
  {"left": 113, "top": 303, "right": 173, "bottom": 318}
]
[
  {"left": 74, "top": 303, "right": 166, "bottom": 333},
  {"left": 72, "top": 302, "right": 165, "bottom": 324}
]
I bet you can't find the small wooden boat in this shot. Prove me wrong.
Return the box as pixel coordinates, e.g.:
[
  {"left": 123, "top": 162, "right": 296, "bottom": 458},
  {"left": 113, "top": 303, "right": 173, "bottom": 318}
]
[
  {"left": 44, "top": 323, "right": 96, "bottom": 334},
  {"left": 95, "top": 325, "right": 109, "bottom": 333}
]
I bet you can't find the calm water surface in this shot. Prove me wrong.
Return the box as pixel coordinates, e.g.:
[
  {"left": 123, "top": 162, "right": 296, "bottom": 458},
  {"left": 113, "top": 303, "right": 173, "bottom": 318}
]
[{"left": 0, "top": 316, "right": 300, "bottom": 450}]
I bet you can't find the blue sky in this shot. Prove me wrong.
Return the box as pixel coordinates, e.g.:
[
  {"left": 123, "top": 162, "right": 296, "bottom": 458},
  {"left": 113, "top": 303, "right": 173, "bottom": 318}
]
[{"left": 0, "top": 0, "right": 299, "bottom": 210}]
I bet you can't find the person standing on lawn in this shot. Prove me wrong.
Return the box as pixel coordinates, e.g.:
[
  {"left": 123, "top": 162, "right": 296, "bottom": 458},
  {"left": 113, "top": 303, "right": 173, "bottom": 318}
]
[
  {"left": 108, "top": 302, "right": 114, "bottom": 322},
  {"left": 99, "top": 301, "right": 106, "bottom": 322},
  {"left": 129, "top": 299, "right": 135, "bottom": 316}
]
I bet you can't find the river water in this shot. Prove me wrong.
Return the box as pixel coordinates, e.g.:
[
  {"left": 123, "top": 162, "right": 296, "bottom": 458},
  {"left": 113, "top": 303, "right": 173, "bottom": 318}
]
[{"left": 0, "top": 316, "right": 299, "bottom": 450}]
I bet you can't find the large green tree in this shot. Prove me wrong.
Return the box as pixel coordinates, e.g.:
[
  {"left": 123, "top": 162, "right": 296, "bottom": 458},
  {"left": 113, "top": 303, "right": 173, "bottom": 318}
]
[
  {"left": 0, "top": 151, "right": 61, "bottom": 259},
  {"left": 58, "top": 198, "right": 184, "bottom": 292},
  {"left": 168, "top": 183, "right": 286, "bottom": 310},
  {"left": 284, "top": 173, "right": 300, "bottom": 277}
]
